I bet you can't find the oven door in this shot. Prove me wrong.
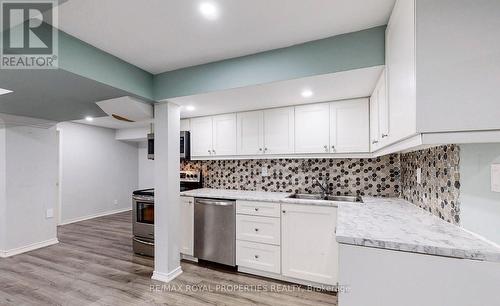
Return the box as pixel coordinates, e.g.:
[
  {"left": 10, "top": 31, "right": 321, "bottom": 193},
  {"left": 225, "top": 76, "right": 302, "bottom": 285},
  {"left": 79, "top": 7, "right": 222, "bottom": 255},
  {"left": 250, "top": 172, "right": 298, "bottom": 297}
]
[{"left": 133, "top": 198, "right": 154, "bottom": 239}]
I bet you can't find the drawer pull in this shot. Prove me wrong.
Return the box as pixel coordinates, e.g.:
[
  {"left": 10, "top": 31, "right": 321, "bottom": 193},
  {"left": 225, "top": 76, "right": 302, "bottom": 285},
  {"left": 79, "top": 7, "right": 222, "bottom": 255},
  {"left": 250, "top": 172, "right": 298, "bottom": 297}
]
[
  {"left": 254, "top": 208, "right": 259, "bottom": 211},
  {"left": 254, "top": 228, "right": 259, "bottom": 232},
  {"left": 254, "top": 255, "right": 259, "bottom": 259},
  {"left": 282, "top": 210, "right": 286, "bottom": 214}
]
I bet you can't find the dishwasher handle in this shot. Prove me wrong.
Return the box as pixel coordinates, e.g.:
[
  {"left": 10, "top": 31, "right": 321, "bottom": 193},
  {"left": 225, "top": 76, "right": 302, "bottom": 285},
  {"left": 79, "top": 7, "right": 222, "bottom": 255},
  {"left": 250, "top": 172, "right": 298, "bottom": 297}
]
[{"left": 195, "top": 199, "right": 235, "bottom": 206}]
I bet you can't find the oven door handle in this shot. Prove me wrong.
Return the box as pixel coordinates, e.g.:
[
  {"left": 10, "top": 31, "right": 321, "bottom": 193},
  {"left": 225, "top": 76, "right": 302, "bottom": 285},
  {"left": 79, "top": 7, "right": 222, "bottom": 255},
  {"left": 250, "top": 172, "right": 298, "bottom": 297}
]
[
  {"left": 195, "top": 199, "right": 234, "bottom": 206},
  {"left": 133, "top": 237, "right": 154, "bottom": 246}
]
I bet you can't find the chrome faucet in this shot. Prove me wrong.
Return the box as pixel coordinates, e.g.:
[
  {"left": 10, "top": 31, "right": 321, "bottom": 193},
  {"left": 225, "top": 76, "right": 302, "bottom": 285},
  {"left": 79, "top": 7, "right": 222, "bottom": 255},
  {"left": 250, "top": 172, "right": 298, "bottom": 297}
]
[{"left": 314, "top": 177, "right": 330, "bottom": 196}]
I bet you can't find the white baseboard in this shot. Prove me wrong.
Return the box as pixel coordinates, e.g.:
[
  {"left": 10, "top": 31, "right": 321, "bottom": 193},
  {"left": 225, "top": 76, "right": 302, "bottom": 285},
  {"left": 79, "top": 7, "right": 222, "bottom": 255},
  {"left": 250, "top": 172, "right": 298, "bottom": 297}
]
[
  {"left": 0, "top": 238, "right": 59, "bottom": 258},
  {"left": 152, "top": 266, "right": 183, "bottom": 283},
  {"left": 59, "top": 208, "right": 131, "bottom": 225}
]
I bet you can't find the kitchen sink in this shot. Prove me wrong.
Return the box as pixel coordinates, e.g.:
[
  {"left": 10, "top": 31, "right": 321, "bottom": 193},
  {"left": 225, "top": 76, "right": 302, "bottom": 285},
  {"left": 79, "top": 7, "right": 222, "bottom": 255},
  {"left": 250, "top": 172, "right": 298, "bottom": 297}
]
[{"left": 288, "top": 193, "right": 362, "bottom": 203}]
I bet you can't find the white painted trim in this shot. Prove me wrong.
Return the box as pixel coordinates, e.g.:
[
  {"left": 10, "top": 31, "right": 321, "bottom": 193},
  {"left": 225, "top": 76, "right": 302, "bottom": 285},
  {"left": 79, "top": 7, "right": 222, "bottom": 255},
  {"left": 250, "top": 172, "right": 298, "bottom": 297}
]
[
  {"left": 422, "top": 129, "right": 500, "bottom": 145},
  {"left": 152, "top": 266, "right": 183, "bottom": 283},
  {"left": 372, "top": 134, "right": 423, "bottom": 156},
  {"left": 191, "top": 152, "right": 372, "bottom": 161},
  {"left": 0, "top": 238, "right": 59, "bottom": 258},
  {"left": 237, "top": 266, "right": 337, "bottom": 290},
  {"left": 59, "top": 208, "right": 132, "bottom": 226},
  {"left": 181, "top": 254, "right": 198, "bottom": 262}
]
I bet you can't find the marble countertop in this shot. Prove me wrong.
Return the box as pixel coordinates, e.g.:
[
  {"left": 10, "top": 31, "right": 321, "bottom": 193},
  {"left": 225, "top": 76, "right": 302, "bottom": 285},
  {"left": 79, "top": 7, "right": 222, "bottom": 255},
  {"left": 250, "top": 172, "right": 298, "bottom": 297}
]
[
  {"left": 180, "top": 188, "right": 500, "bottom": 262},
  {"left": 336, "top": 197, "right": 500, "bottom": 262},
  {"left": 180, "top": 188, "right": 340, "bottom": 207}
]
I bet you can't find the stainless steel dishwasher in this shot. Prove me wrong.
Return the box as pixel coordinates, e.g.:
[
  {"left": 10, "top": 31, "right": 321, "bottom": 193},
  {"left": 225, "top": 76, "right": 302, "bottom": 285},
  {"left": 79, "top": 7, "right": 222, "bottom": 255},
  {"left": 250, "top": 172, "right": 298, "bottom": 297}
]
[{"left": 194, "top": 198, "right": 236, "bottom": 266}]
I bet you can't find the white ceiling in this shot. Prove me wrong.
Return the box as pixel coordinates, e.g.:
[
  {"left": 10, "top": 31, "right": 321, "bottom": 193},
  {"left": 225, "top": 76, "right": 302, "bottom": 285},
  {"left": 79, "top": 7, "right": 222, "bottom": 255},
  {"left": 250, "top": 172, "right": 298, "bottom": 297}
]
[
  {"left": 172, "top": 66, "right": 384, "bottom": 118},
  {"left": 57, "top": 0, "right": 395, "bottom": 74}
]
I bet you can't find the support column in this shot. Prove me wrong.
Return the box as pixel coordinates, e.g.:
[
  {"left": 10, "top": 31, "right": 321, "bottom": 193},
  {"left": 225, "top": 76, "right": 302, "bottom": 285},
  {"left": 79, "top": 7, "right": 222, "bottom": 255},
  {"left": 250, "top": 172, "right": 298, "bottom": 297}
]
[{"left": 152, "top": 102, "right": 182, "bottom": 282}]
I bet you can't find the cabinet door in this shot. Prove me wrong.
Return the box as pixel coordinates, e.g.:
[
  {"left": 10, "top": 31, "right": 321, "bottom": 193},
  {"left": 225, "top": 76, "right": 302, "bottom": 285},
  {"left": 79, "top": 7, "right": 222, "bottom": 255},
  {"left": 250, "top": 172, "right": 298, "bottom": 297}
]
[
  {"left": 294, "top": 103, "right": 330, "bottom": 154},
  {"left": 190, "top": 117, "right": 213, "bottom": 157},
  {"left": 212, "top": 113, "right": 237, "bottom": 156},
  {"left": 370, "top": 76, "right": 381, "bottom": 152},
  {"left": 180, "top": 119, "right": 191, "bottom": 131},
  {"left": 263, "top": 107, "right": 295, "bottom": 154},
  {"left": 180, "top": 196, "right": 194, "bottom": 256},
  {"left": 330, "top": 99, "right": 370, "bottom": 153},
  {"left": 281, "top": 204, "right": 338, "bottom": 285},
  {"left": 236, "top": 111, "right": 264, "bottom": 155},
  {"left": 377, "top": 69, "right": 389, "bottom": 143},
  {"left": 385, "top": 0, "right": 416, "bottom": 143}
]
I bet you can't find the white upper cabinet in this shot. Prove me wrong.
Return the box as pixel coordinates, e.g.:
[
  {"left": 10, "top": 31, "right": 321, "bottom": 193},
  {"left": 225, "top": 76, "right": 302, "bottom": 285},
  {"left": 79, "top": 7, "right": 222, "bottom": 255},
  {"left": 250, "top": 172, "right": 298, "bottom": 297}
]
[
  {"left": 330, "top": 99, "right": 370, "bottom": 153},
  {"left": 180, "top": 119, "right": 191, "bottom": 131},
  {"left": 190, "top": 116, "right": 213, "bottom": 157},
  {"left": 212, "top": 113, "right": 237, "bottom": 156},
  {"left": 385, "top": 0, "right": 416, "bottom": 144},
  {"left": 370, "top": 70, "right": 388, "bottom": 151},
  {"left": 237, "top": 111, "right": 264, "bottom": 155},
  {"left": 191, "top": 114, "right": 237, "bottom": 157},
  {"left": 370, "top": 91, "right": 380, "bottom": 151},
  {"left": 263, "top": 107, "right": 295, "bottom": 154},
  {"left": 294, "top": 103, "right": 330, "bottom": 154}
]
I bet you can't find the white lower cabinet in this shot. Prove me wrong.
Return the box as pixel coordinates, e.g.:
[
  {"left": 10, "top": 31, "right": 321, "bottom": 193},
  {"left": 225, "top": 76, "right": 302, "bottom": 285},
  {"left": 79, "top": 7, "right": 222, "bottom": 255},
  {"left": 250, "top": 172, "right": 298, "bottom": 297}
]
[
  {"left": 236, "top": 240, "right": 281, "bottom": 274},
  {"left": 236, "top": 214, "right": 280, "bottom": 245},
  {"left": 236, "top": 200, "right": 281, "bottom": 274},
  {"left": 235, "top": 200, "right": 339, "bottom": 287},
  {"left": 180, "top": 196, "right": 194, "bottom": 256},
  {"left": 281, "top": 203, "right": 338, "bottom": 285}
]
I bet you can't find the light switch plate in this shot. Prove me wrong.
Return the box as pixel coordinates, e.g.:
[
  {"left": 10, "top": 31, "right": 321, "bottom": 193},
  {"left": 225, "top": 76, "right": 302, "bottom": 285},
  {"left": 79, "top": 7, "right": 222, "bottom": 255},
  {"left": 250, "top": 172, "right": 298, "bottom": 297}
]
[
  {"left": 416, "top": 168, "right": 422, "bottom": 184},
  {"left": 46, "top": 208, "right": 54, "bottom": 219},
  {"left": 261, "top": 166, "right": 268, "bottom": 177},
  {"left": 491, "top": 164, "right": 500, "bottom": 192}
]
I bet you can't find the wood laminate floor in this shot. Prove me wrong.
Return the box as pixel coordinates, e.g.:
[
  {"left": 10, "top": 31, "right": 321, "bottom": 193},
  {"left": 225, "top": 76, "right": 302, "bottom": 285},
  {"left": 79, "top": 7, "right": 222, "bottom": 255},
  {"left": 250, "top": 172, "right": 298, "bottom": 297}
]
[{"left": 0, "top": 211, "right": 337, "bottom": 306}]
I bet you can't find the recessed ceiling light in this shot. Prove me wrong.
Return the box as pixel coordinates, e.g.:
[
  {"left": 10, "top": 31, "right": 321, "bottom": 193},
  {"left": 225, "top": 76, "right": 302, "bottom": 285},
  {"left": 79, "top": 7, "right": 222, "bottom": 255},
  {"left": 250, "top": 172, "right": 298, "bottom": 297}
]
[
  {"left": 0, "top": 88, "right": 13, "bottom": 95},
  {"left": 301, "top": 89, "right": 313, "bottom": 98},
  {"left": 185, "top": 105, "right": 196, "bottom": 111},
  {"left": 85, "top": 116, "right": 94, "bottom": 122},
  {"left": 199, "top": 2, "right": 218, "bottom": 20}
]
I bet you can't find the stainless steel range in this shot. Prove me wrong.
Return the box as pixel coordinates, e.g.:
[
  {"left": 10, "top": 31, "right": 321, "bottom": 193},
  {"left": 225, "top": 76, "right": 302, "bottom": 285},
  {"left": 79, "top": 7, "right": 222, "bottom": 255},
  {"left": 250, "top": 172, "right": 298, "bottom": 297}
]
[{"left": 132, "top": 170, "right": 202, "bottom": 257}]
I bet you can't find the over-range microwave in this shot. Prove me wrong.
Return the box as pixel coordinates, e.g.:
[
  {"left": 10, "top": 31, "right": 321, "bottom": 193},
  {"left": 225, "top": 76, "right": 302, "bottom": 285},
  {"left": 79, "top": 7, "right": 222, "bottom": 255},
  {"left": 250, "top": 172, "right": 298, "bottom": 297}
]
[{"left": 147, "top": 131, "right": 190, "bottom": 160}]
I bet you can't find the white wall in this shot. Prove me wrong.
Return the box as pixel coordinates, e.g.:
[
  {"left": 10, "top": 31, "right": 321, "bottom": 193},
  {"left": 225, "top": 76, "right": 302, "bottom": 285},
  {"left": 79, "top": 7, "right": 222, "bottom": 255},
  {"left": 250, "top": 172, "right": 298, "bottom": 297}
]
[
  {"left": 1, "top": 126, "right": 58, "bottom": 252},
  {"left": 460, "top": 144, "right": 500, "bottom": 245},
  {"left": 138, "top": 141, "right": 154, "bottom": 189},
  {"left": 58, "top": 122, "right": 138, "bottom": 224}
]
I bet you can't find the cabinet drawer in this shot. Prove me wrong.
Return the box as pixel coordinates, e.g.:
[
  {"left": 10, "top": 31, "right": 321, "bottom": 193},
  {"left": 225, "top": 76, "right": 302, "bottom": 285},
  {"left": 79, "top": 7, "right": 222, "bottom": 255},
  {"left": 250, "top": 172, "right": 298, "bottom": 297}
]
[
  {"left": 236, "top": 240, "right": 281, "bottom": 274},
  {"left": 236, "top": 200, "right": 280, "bottom": 217},
  {"left": 236, "top": 215, "right": 280, "bottom": 245}
]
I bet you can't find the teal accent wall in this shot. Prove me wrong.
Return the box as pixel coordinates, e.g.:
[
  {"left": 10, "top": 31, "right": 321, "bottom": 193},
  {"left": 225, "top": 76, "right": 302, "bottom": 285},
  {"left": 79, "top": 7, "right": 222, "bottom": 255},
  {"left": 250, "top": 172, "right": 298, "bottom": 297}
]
[
  {"left": 153, "top": 26, "right": 385, "bottom": 100},
  {"left": 58, "top": 30, "right": 154, "bottom": 100}
]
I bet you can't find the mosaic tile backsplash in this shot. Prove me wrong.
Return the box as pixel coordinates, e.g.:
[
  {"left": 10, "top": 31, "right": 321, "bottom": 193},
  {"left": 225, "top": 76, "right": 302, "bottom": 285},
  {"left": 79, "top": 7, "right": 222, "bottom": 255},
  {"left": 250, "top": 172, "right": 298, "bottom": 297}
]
[
  {"left": 400, "top": 145, "right": 461, "bottom": 225},
  {"left": 181, "top": 155, "right": 401, "bottom": 197}
]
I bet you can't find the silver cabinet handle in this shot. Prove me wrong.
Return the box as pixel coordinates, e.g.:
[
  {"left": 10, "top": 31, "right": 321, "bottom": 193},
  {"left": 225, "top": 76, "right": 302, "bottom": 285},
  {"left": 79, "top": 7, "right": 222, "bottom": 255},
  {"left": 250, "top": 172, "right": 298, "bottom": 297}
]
[
  {"left": 381, "top": 134, "right": 388, "bottom": 138},
  {"left": 133, "top": 237, "right": 154, "bottom": 246}
]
